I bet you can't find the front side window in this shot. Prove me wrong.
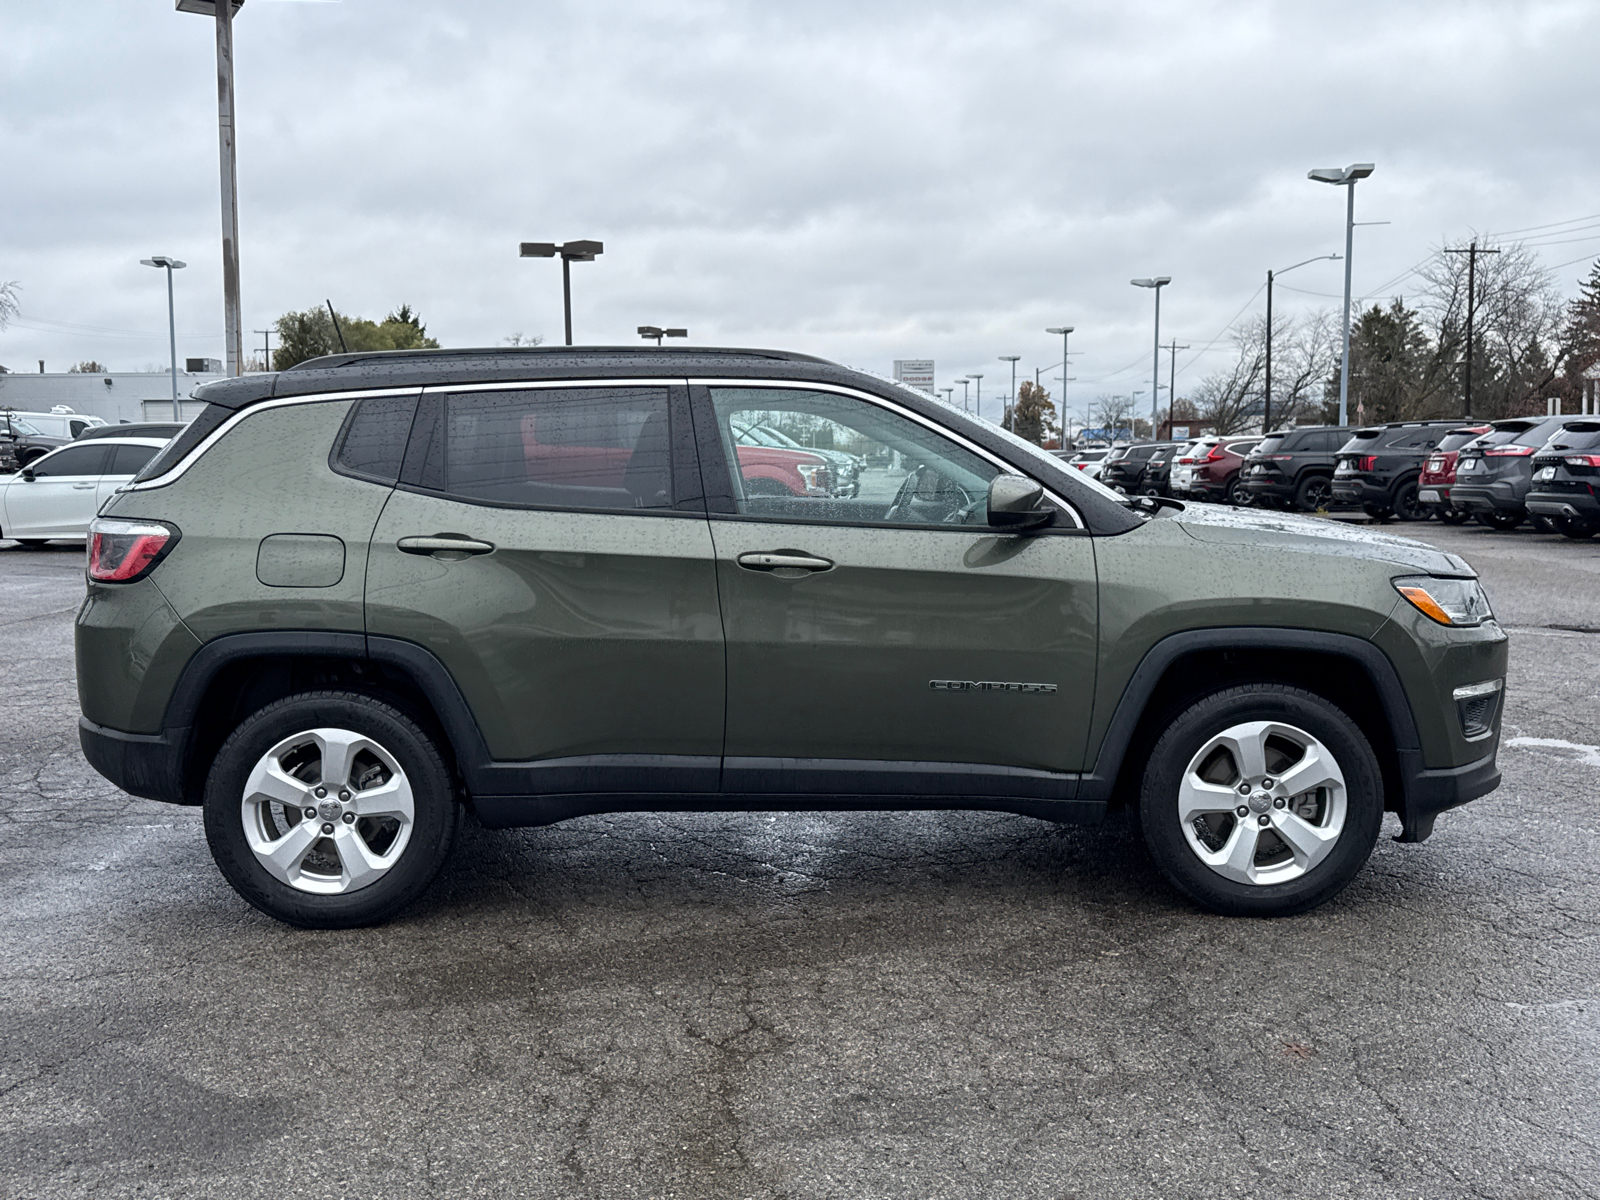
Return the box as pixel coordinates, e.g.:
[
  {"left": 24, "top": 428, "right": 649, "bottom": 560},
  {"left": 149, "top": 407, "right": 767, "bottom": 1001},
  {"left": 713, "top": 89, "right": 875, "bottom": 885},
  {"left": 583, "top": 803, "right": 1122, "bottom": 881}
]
[
  {"left": 708, "top": 387, "right": 1000, "bottom": 527},
  {"left": 407, "top": 387, "right": 674, "bottom": 512},
  {"left": 30, "top": 444, "right": 109, "bottom": 477},
  {"left": 108, "top": 444, "right": 159, "bottom": 476}
]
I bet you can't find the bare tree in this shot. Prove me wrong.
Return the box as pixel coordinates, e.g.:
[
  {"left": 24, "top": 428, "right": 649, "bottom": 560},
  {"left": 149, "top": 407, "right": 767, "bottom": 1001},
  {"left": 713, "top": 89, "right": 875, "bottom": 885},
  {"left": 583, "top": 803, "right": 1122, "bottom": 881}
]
[
  {"left": 504, "top": 332, "right": 544, "bottom": 347},
  {"left": 0, "top": 280, "right": 19, "bottom": 330},
  {"left": 1192, "top": 316, "right": 1267, "bottom": 435},
  {"left": 1269, "top": 309, "right": 1340, "bottom": 427},
  {"left": 1093, "top": 394, "right": 1136, "bottom": 440}
]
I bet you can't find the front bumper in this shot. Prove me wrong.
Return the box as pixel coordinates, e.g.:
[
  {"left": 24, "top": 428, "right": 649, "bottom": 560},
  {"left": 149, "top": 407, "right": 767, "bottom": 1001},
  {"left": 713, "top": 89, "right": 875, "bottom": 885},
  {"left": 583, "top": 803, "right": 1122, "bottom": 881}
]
[
  {"left": 80, "top": 716, "right": 190, "bottom": 805},
  {"left": 1396, "top": 746, "right": 1501, "bottom": 842}
]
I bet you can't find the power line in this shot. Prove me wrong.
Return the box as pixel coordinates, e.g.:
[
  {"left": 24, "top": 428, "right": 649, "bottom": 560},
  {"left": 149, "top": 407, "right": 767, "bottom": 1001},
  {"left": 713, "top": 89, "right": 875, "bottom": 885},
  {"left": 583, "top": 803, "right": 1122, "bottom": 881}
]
[{"left": 1487, "top": 211, "right": 1600, "bottom": 238}]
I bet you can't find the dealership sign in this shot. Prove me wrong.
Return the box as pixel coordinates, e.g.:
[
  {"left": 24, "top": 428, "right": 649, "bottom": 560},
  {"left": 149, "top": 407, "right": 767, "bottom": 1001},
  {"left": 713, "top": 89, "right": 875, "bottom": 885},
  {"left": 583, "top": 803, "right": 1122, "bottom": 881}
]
[{"left": 893, "top": 359, "right": 935, "bottom": 393}]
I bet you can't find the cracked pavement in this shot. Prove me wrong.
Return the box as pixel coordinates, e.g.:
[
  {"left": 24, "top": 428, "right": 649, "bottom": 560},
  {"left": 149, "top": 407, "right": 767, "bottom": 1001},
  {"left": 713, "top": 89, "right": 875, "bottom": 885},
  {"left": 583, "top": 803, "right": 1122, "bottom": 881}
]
[{"left": 1, "top": 522, "right": 1598, "bottom": 1199}]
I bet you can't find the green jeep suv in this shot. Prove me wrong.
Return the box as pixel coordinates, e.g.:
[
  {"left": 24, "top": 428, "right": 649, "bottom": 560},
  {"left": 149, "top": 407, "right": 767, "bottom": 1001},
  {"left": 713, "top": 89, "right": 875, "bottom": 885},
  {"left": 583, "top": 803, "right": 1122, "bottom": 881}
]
[{"left": 75, "top": 347, "right": 1506, "bottom": 927}]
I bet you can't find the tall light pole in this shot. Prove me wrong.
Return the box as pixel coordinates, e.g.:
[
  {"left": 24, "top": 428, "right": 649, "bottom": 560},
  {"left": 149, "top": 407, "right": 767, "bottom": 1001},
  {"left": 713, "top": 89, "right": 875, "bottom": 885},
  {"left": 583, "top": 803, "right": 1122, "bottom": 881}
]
[
  {"left": 1308, "top": 163, "right": 1375, "bottom": 426},
  {"left": 939, "top": 386, "right": 955, "bottom": 407},
  {"left": 1046, "top": 326, "right": 1073, "bottom": 421},
  {"left": 999, "top": 355, "right": 1020, "bottom": 428},
  {"left": 1264, "top": 254, "right": 1340, "bottom": 433},
  {"left": 520, "top": 240, "right": 605, "bottom": 345},
  {"left": 637, "top": 325, "right": 687, "bottom": 346},
  {"left": 140, "top": 257, "right": 187, "bottom": 420},
  {"left": 1131, "top": 278, "right": 1171, "bottom": 433},
  {"left": 958, "top": 378, "right": 970, "bottom": 412},
  {"left": 969, "top": 373, "right": 983, "bottom": 420},
  {"left": 176, "top": 1, "right": 245, "bottom": 378}
]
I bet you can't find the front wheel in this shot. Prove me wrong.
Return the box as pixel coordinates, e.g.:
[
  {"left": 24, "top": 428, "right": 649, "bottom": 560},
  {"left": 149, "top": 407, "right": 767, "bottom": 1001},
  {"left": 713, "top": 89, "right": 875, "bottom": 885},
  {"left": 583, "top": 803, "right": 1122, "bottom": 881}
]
[
  {"left": 1477, "top": 509, "right": 1523, "bottom": 532},
  {"left": 1227, "top": 478, "right": 1251, "bottom": 507},
  {"left": 203, "top": 691, "right": 461, "bottom": 928},
  {"left": 1362, "top": 504, "right": 1393, "bottom": 522},
  {"left": 1139, "top": 685, "right": 1384, "bottom": 917},
  {"left": 1438, "top": 506, "right": 1470, "bottom": 525},
  {"left": 1557, "top": 516, "right": 1598, "bottom": 540}
]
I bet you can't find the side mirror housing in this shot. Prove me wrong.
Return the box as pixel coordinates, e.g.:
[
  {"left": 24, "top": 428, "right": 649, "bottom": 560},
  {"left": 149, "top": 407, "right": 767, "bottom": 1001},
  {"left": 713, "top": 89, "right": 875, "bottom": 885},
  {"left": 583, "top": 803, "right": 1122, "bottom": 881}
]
[
  {"left": 20, "top": 466, "right": 35, "bottom": 482},
  {"left": 987, "top": 474, "right": 1052, "bottom": 530}
]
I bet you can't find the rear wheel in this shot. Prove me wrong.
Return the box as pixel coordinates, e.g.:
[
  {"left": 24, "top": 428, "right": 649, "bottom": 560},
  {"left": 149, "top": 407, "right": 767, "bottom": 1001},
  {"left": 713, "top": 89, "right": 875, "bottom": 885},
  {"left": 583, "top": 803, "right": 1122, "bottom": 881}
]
[
  {"left": 1391, "top": 480, "right": 1429, "bottom": 521},
  {"left": 1477, "top": 509, "right": 1523, "bottom": 532},
  {"left": 1293, "top": 474, "right": 1333, "bottom": 513},
  {"left": 1139, "top": 685, "right": 1383, "bottom": 917},
  {"left": 203, "top": 691, "right": 461, "bottom": 928},
  {"left": 1437, "top": 506, "right": 1470, "bottom": 525},
  {"left": 1557, "top": 516, "right": 1598, "bottom": 540},
  {"left": 1362, "top": 504, "right": 1392, "bottom": 522},
  {"left": 1528, "top": 513, "right": 1556, "bottom": 534}
]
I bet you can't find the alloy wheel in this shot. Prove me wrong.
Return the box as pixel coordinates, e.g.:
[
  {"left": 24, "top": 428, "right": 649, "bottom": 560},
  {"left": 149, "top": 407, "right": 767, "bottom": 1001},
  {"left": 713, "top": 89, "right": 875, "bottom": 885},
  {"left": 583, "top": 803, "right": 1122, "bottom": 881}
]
[
  {"left": 240, "top": 727, "right": 416, "bottom": 895},
  {"left": 1177, "top": 720, "right": 1348, "bottom": 886}
]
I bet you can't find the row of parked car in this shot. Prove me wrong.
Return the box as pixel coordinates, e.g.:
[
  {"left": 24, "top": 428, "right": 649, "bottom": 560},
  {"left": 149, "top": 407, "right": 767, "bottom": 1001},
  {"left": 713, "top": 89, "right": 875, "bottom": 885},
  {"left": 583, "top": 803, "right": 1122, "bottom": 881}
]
[
  {"left": 1056, "top": 414, "right": 1600, "bottom": 539},
  {"left": 1, "top": 412, "right": 190, "bottom": 544}
]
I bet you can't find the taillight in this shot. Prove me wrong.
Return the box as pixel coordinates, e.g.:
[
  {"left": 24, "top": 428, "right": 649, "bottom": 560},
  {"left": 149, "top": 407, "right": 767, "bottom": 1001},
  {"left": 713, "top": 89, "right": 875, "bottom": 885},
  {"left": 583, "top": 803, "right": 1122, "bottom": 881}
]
[
  {"left": 1565, "top": 455, "right": 1600, "bottom": 468},
  {"left": 1206, "top": 447, "right": 1228, "bottom": 462},
  {"left": 87, "top": 518, "right": 179, "bottom": 583},
  {"left": 1484, "top": 445, "right": 1535, "bottom": 457},
  {"left": 1266, "top": 454, "right": 1293, "bottom": 461},
  {"left": 1425, "top": 456, "right": 1444, "bottom": 471},
  {"left": 1356, "top": 456, "right": 1377, "bottom": 471}
]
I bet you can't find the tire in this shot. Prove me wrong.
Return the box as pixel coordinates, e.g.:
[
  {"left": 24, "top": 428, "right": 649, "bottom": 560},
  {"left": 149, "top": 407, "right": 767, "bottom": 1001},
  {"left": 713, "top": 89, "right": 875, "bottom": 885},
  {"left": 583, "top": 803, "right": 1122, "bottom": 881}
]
[
  {"left": 1293, "top": 474, "right": 1333, "bottom": 513},
  {"left": 1557, "top": 516, "right": 1598, "bottom": 540},
  {"left": 1362, "top": 504, "right": 1392, "bottom": 522},
  {"left": 1227, "top": 477, "right": 1251, "bottom": 507},
  {"left": 203, "top": 690, "right": 461, "bottom": 928},
  {"left": 1528, "top": 513, "right": 1556, "bottom": 535},
  {"left": 1139, "top": 684, "right": 1384, "bottom": 917},
  {"left": 1391, "top": 479, "right": 1428, "bottom": 521},
  {"left": 1476, "top": 509, "right": 1522, "bottom": 532},
  {"left": 1438, "top": 507, "right": 1470, "bottom": 525},
  {"left": 15, "top": 539, "right": 49, "bottom": 547}
]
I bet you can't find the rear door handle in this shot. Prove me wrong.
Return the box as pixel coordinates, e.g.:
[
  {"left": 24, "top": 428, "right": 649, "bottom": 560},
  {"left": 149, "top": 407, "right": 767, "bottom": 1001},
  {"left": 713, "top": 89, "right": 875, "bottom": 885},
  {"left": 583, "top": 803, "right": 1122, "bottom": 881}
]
[
  {"left": 736, "top": 550, "right": 834, "bottom": 573},
  {"left": 397, "top": 535, "right": 495, "bottom": 556},
  {"left": 72, "top": 483, "right": 96, "bottom": 490}
]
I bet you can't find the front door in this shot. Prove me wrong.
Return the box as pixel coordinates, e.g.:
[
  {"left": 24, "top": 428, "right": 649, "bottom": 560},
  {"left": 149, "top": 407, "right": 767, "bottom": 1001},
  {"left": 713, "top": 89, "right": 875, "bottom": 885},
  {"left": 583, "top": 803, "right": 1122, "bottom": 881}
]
[
  {"left": 365, "top": 383, "right": 725, "bottom": 794},
  {"left": 690, "top": 385, "right": 1099, "bottom": 802},
  {"left": 4, "top": 442, "right": 111, "bottom": 537}
]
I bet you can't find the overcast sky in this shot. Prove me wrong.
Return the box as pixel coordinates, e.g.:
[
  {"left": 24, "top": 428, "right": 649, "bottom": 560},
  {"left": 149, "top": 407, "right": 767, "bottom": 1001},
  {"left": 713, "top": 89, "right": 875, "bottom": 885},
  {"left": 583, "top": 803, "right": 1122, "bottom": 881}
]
[{"left": 4, "top": 0, "right": 1599, "bottom": 423}]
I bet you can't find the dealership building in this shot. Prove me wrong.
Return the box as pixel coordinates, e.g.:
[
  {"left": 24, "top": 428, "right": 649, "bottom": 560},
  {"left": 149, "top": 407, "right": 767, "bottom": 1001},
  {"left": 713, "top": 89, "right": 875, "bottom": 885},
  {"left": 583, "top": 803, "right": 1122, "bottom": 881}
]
[{"left": 0, "top": 360, "right": 227, "bottom": 424}]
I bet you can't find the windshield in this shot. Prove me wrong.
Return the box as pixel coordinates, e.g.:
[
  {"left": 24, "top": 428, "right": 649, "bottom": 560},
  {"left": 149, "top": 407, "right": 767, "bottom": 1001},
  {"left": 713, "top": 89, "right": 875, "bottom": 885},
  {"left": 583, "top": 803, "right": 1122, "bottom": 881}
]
[
  {"left": 1338, "top": 429, "right": 1383, "bottom": 453},
  {"left": 4, "top": 416, "right": 42, "bottom": 436},
  {"left": 1438, "top": 430, "right": 1487, "bottom": 453}
]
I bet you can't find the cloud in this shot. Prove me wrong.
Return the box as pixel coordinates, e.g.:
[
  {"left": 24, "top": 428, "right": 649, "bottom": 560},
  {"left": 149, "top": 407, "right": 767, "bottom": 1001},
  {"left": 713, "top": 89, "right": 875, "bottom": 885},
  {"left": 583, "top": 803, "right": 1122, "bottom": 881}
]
[{"left": 2, "top": 0, "right": 1597, "bottom": 419}]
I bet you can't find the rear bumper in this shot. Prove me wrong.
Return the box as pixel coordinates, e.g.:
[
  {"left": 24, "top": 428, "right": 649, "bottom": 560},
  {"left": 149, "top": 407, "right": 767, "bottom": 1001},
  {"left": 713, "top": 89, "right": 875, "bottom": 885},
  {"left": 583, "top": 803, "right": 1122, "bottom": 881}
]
[
  {"left": 1330, "top": 477, "right": 1386, "bottom": 505},
  {"left": 79, "top": 716, "right": 190, "bottom": 805},
  {"left": 1242, "top": 476, "right": 1294, "bottom": 502},
  {"left": 1396, "top": 746, "right": 1501, "bottom": 842},
  {"left": 1450, "top": 483, "right": 1525, "bottom": 512},
  {"left": 1526, "top": 490, "right": 1599, "bottom": 519}
]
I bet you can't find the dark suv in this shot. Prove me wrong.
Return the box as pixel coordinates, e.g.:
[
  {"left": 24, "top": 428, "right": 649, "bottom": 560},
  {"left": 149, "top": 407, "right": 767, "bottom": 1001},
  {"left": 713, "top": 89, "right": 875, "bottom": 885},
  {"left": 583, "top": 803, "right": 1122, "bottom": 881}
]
[
  {"left": 1, "top": 410, "right": 72, "bottom": 471},
  {"left": 1241, "top": 426, "right": 1350, "bottom": 512},
  {"left": 76, "top": 346, "right": 1506, "bottom": 927},
  {"left": 1526, "top": 420, "right": 1600, "bottom": 539},
  {"left": 1450, "top": 416, "right": 1591, "bottom": 532},
  {"left": 1332, "top": 421, "right": 1463, "bottom": 521},
  {"left": 1100, "top": 442, "right": 1174, "bottom": 494}
]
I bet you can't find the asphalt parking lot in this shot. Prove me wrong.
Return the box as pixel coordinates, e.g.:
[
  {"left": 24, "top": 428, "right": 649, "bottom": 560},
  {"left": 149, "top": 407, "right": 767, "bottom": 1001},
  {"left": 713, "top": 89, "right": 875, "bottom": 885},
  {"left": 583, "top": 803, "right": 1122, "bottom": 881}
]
[{"left": 2, "top": 519, "right": 1597, "bottom": 1200}]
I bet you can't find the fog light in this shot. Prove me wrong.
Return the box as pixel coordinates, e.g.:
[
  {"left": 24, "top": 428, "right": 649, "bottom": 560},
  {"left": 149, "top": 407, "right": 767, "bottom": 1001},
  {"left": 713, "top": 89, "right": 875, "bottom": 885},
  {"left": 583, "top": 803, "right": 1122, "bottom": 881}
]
[{"left": 1453, "top": 679, "right": 1503, "bottom": 739}]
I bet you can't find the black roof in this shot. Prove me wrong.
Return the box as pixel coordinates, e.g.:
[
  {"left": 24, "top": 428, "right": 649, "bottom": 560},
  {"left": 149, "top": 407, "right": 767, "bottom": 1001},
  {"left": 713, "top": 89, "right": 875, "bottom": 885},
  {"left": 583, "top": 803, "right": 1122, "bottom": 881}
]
[{"left": 194, "top": 346, "right": 839, "bottom": 410}]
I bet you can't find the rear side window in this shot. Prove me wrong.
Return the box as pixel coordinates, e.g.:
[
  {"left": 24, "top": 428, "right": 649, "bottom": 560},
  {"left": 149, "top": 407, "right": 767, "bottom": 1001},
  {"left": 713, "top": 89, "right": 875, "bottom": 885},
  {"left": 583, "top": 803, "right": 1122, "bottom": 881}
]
[
  {"left": 107, "top": 444, "right": 160, "bottom": 475},
  {"left": 332, "top": 393, "right": 420, "bottom": 484},
  {"left": 132, "top": 403, "right": 231, "bottom": 482},
  {"left": 31, "top": 444, "right": 109, "bottom": 477},
  {"left": 404, "top": 387, "right": 674, "bottom": 512}
]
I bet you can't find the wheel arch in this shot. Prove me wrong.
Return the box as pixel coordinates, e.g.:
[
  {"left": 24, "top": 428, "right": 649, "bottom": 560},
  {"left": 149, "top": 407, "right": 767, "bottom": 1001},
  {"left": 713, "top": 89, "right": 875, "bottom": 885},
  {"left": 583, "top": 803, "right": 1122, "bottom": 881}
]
[
  {"left": 164, "top": 632, "right": 489, "bottom": 805},
  {"left": 1082, "top": 629, "right": 1425, "bottom": 835}
]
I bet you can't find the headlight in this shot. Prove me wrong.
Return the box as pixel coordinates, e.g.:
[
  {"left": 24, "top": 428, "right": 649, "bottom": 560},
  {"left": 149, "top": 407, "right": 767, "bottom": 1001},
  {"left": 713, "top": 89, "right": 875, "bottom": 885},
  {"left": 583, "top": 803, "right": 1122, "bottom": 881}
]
[{"left": 1393, "top": 576, "right": 1494, "bottom": 627}]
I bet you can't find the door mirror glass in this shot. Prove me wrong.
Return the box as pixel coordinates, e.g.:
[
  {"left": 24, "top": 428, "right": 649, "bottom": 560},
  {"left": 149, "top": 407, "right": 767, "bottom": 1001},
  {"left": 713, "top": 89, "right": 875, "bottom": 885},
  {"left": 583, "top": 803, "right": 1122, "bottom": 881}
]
[{"left": 987, "top": 475, "right": 1051, "bottom": 529}]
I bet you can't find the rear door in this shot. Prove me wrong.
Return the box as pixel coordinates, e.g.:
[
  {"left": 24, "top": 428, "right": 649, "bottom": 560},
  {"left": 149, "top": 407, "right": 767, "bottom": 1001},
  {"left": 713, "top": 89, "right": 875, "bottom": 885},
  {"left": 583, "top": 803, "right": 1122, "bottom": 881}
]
[
  {"left": 2, "top": 443, "right": 110, "bottom": 537},
  {"left": 97, "top": 443, "right": 162, "bottom": 511},
  {"left": 690, "top": 383, "right": 1099, "bottom": 802},
  {"left": 365, "top": 382, "right": 725, "bottom": 790}
]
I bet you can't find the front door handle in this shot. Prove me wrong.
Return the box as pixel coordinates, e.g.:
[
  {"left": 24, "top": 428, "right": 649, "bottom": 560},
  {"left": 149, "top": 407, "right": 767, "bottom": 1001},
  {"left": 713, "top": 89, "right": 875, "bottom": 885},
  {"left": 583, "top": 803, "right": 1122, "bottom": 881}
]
[
  {"left": 736, "top": 550, "right": 834, "bottom": 573},
  {"left": 72, "top": 483, "right": 97, "bottom": 490},
  {"left": 397, "top": 535, "right": 496, "bottom": 557}
]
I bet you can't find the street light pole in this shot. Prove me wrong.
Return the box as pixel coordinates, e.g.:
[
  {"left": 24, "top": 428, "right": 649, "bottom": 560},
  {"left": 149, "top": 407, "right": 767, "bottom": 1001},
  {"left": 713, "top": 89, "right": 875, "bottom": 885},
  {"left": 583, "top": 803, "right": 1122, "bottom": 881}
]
[
  {"left": 177, "top": 0, "right": 246, "bottom": 377},
  {"left": 1131, "top": 279, "right": 1170, "bottom": 433},
  {"left": 141, "top": 257, "right": 187, "bottom": 419},
  {"left": 520, "top": 240, "right": 605, "bottom": 345},
  {"left": 1046, "top": 326, "right": 1073, "bottom": 421},
  {"left": 1263, "top": 254, "right": 1340, "bottom": 433},
  {"left": 637, "top": 325, "right": 687, "bottom": 346},
  {"left": 1308, "top": 164, "right": 1375, "bottom": 426},
  {"left": 958, "top": 378, "right": 970, "bottom": 412},
  {"left": 999, "top": 356, "right": 1020, "bottom": 428},
  {"left": 969, "top": 373, "right": 983, "bottom": 420}
]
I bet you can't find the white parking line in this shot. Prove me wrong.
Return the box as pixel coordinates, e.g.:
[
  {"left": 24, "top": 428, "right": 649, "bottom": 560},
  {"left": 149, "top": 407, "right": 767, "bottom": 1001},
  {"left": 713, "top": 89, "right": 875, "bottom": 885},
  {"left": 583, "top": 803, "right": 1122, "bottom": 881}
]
[{"left": 1505, "top": 737, "right": 1600, "bottom": 767}]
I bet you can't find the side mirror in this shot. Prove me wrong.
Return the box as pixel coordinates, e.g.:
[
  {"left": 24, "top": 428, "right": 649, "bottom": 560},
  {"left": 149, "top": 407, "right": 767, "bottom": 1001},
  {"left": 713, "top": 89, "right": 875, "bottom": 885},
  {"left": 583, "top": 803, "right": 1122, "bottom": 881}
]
[
  {"left": 987, "top": 474, "right": 1052, "bottom": 530},
  {"left": 20, "top": 466, "right": 35, "bottom": 482}
]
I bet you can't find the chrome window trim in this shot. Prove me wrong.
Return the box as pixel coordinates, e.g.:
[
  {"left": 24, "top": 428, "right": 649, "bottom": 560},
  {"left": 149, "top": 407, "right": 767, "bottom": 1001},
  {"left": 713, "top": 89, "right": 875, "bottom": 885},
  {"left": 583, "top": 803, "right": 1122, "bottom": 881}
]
[
  {"left": 420, "top": 378, "right": 686, "bottom": 394},
  {"left": 122, "top": 387, "right": 424, "bottom": 491},
  {"left": 688, "top": 377, "right": 1086, "bottom": 530}
]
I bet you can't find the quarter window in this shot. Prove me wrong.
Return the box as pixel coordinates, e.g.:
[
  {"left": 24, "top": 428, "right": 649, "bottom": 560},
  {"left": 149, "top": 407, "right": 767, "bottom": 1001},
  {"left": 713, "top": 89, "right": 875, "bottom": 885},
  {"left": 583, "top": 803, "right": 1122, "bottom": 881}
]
[
  {"left": 107, "top": 444, "right": 160, "bottom": 476},
  {"left": 333, "top": 394, "right": 420, "bottom": 484},
  {"left": 707, "top": 387, "right": 1002, "bottom": 527},
  {"left": 406, "top": 387, "right": 675, "bottom": 512}
]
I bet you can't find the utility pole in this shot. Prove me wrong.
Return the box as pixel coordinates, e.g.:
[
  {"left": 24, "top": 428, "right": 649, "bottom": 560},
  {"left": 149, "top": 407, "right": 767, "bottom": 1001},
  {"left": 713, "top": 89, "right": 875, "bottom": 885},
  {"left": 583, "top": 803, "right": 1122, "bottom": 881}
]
[
  {"left": 1264, "top": 255, "right": 1340, "bottom": 433},
  {"left": 999, "top": 356, "right": 1020, "bottom": 428},
  {"left": 254, "top": 327, "right": 273, "bottom": 371},
  {"left": 1165, "top": 340, "right": 1190, "bottom": 436},
  {"left": 1445, "top": 240, "right": 1501, "bottom": 418}
]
